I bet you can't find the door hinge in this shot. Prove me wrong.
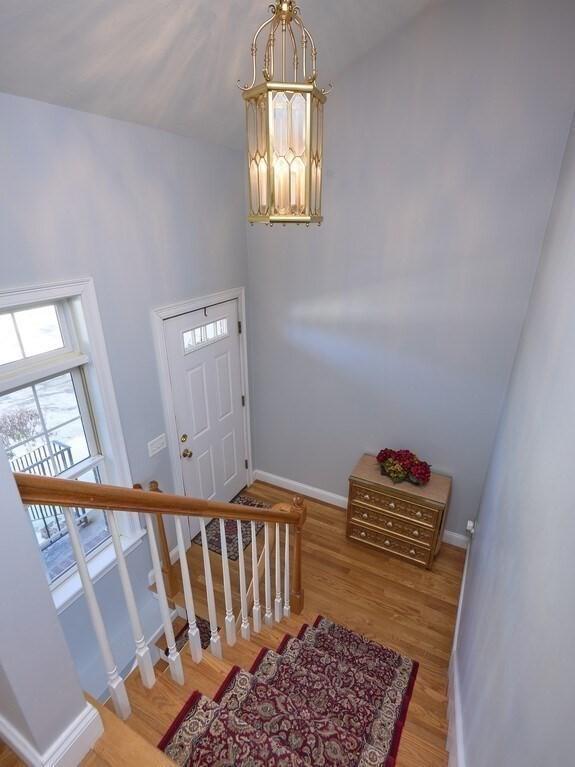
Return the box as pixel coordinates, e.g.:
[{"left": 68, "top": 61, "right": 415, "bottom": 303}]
[
  {"left": 245, "top": 459, "right": 249, "bottom": 470},
  {"left": 238, "top": 320, "right": 242, "bottom": 334},
  {"left": 241, "top": 395, "right": 246, "bottom": 407}
]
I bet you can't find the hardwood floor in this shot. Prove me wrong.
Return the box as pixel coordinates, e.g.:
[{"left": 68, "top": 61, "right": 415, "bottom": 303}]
[
  {"left": 116, "top": 480, "right": 465, "bottom": 766},
  {"left": 245, "top": 482, "right": 466, "bottom": 767},
  {"left": 0, "top": 742, "right": 24, "bottom": 767}
]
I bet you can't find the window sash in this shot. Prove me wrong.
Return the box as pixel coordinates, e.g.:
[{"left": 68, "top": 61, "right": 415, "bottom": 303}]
[
  {"left": 0, "top": 301, "right": 87, "bottom": 394},
  {"left": 0, "top": 283, "right": 141, "bottom": 602}
]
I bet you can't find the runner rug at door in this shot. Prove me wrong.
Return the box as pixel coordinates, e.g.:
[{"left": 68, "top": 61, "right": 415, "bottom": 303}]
[
  {"left": 159, "top": 615, "right": 418, "bottom": 766},
  {"left": 191, "top": 494, "right": 269, "bottom": 561}
]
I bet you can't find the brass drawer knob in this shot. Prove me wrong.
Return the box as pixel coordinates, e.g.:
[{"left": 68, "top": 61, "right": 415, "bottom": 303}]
[
  {"left": 388, "top": 502, "right": 396, "bottom": 510},
  {"left": 415, "top": 510, "right": 422, "bottom": 518},
  {"left": 386, "top": 521, "right": 393, "bottom": 528},
  {"left": 362, "top": 513, "right": 368, "bottom": 520},
  {"left": 363, "top": 493, "right": 370, "bottom": 501},
  {"left": 409, "top": 548, "right": 416, "bottom": 556},
  {"left": 412, "top": 529, "right": 419, "bottom": 537},
  {"left": 384, "top": 539, "right": 391, "bottom": 546},
  {"left": 360, "top": 531, "right": 367, "bottom": 539}
]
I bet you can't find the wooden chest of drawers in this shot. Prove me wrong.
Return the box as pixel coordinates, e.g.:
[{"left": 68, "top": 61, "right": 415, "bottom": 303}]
[{"left": 346, "top": 454, "right": 452, "bottom": 569}]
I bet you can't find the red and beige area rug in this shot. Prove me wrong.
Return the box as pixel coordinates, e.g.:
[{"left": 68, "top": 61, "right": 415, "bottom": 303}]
[
  {"left": 159, "top": 615, "right": 418, "bottom": 766},
  {"left": 192, "top": 494, "right": 268, "bottom": 561}
]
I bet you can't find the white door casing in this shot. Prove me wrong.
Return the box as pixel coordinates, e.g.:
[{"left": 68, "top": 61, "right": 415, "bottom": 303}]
[{"left": 164, "top": 299, "right": 248, "bottom": 504}]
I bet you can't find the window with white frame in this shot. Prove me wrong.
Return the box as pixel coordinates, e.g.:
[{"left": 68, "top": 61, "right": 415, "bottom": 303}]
[{"left": 0, "top": 296, "right": 128, "bottom": 588}]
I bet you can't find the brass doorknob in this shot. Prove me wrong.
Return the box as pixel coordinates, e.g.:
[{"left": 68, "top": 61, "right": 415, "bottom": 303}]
[{"left": 181, "top": 449, "right": 193, "bottom": 459}]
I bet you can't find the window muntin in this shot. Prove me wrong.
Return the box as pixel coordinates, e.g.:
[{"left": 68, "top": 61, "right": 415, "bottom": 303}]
[
  {"left": 1, "top": 372, "right": 92, "bottom": 475},
  {"left": 183, "top": 318, "right": 229, "bottom": 354}
]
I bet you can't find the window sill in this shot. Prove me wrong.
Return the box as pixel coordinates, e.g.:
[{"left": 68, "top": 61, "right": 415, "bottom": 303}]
[{"left": 53, "top": 528, "right": 147, "bottom": 614}]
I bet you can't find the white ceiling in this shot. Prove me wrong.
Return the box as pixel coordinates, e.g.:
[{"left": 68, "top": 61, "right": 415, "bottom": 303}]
[{"left": 0, "top": 0, "right": 438, "bottom": 149}]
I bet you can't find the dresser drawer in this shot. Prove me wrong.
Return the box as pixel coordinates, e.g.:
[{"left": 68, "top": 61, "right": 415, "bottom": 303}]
[
  {"left": 349, "top": 504, "right": 434, "bottom": 547},
  {"left": 348, "top": 522, "right": 430, "bottom": 566},
  {"left": 350, "top": 481, "right": 438, "bottom": 528}
]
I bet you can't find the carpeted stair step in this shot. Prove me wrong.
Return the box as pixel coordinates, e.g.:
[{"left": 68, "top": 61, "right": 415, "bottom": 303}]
[
  {"left": 251, "top": 618, "right": 418, "bottom": 762},
  {"left": 307, "top": 616, "right": 409, "bottom": 674},
  {"left": 159, "top": 691, "right": 305, "bottom": 766},
  {"left": 158, "top": 615, "right": 417, "bottom": 767},
  {"left": 215, "top": 666, "right": 389, "bottom": 766},
  {"left": 276, "top": 632, "right": 409, "bottom": 711},
  {"left": 251, "top": 646, "right": 398, "bottom": 753}
]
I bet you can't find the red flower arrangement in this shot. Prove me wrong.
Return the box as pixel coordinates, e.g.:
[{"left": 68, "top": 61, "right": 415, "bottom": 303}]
[{"left": 376, "top": 449, "right": 431, "bottom": 486}]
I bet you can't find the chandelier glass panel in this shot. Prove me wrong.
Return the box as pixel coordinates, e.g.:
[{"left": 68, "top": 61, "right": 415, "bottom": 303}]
[{"left": 239, "top": 1, "right": 329, "bottom": 225}]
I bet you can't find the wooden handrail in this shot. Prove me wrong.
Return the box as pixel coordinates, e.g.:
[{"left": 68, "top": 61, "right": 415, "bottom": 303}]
[{"left": 13, "top": 473, "right": 305, "bottom": 525}]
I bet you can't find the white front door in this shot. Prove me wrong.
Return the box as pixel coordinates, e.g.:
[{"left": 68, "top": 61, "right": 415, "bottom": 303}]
[{"left": 164, "top": 299, "right": 247, "bottom": 502}]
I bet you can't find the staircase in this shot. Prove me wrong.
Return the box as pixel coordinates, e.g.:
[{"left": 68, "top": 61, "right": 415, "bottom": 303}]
[
  {"left": 9, "top": 473, "right": 419, "bottom": 766},
  {"left": 115, "top": 611, "right": 417, "bottom": 766}
]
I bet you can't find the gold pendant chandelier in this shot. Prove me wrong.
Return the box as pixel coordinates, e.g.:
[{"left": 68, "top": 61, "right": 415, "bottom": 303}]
[{"left": 238, "top": 1, "right": 330, "bottom": 226}]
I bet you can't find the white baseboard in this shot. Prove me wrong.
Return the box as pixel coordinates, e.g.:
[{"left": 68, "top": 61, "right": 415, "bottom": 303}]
[
  {"left": 253, "top": 470, "right": 348, "bottom": 509},
  {"left": 253, "top": 469, "right": 468, "bottom": 549},
  {"left": 447, "top": 654, "right": 466, "bottom": 767},
  {"left": 0, "top": 703, "right": 103, "bottom": 767},
  {"left": 443, "top": 530, "right": 468, "bottom": 549}
]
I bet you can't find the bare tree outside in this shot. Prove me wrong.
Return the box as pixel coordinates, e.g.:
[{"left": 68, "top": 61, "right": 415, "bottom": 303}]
[{"left": 0, "top": 408, "right": 40, "bottom": 455}]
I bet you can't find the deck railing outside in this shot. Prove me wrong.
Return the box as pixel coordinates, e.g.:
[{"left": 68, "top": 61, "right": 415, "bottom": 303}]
[{"left": 9, "top": 441, "right": 89, "bottom": 549}]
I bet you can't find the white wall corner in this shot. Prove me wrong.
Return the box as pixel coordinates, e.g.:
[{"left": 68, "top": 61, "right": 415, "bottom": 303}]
[
  {"left": 447, "top": 655, "right": 466, "bottom": 767},
  {"left": 1, "top": 703, "right": 103, "bottom": 767},
  {"left": 252, "top": 469, "right": 468, "bottom": 548}
]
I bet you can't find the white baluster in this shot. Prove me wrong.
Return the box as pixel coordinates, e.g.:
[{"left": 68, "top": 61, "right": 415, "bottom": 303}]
[
  {"left": 274, "top": 522, "right": 282, "bottom": 622},
  {"left": 106, "top": 511, "right": 155, "bottom": 688},
  {"left": 251, "top": 520, "right": 262, "bottom": 633},
  {"left": 236, "top": 521, "right": 250, "bottom": 640},
  {"left": 283, "top": 524, "right": 290, "bottom": 618},
  {"left": 218, "top": 519, "right": 236, "bottom": 646},
  {"left": 264, "top": 523, "right": 273, "bottom": 625},
  {"left": 145, "top": 514, "right": 184, "bottom": 685},
  {"left": 199, "top": 519, "right": 222, "bottom": 658},
  {"left": 63, "top": 508, "right": 131, "bottom": 719},
  {"left": 174, "top": 518, "right": 202, "bottom": 662}
]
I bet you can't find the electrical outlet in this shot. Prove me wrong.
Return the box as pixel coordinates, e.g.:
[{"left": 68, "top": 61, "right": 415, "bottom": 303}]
[{"left": 148, "top": 433, "right": 167, "bottom": 458}]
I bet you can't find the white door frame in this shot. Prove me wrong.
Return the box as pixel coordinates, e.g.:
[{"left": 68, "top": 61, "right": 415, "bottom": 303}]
[{"left": 151, "top": 287, "right": 253, "bottom": 497}]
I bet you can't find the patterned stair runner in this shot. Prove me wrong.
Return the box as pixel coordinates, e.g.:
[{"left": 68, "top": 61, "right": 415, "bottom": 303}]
[{"left": 159, "top": 616, "right": 418, "bottom": 766}]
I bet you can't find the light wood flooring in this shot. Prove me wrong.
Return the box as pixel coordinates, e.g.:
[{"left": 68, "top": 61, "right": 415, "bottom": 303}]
[{"left": 2, "top": 481, "right": 465, "bottom": 766}]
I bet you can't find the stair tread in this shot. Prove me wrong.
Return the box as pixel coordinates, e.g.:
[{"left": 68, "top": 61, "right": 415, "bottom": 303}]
[{"left": 161, "top": 693, "right": 306, "bottom": 766}]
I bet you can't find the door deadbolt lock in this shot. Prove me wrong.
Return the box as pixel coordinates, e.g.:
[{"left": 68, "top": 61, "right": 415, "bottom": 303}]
[
  {"left": 180, "top": 433, "right": 188, "bottom": 443},
  {"left": 181, "top": 449, "right": 193, "bottom": 459}
]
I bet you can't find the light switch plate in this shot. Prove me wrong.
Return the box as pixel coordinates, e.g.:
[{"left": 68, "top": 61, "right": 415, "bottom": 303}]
[{"left": 148, "top": 433, "right": 167, "bottom": 458}]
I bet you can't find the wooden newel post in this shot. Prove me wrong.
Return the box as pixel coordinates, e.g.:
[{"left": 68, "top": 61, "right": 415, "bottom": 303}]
[
  {"left": 134, "top": 481, "right": 178, "bottom": 601},
  {"left": 290, "top": 496, "right": 306, "bottom": 614}
]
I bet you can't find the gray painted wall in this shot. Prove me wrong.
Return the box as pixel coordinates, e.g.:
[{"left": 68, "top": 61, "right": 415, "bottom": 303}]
[
  {"left": 0, "top": 454, "right": 88, "bottom": 754},
  {"left": 455, "top": 112, "right": 575, "bottom": 766},
  {"left": 0, "top": 91, "right": 248, "bottom": 697},
  {"left": 245, "top": 0, "right": 575, "bottom": 535}
]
